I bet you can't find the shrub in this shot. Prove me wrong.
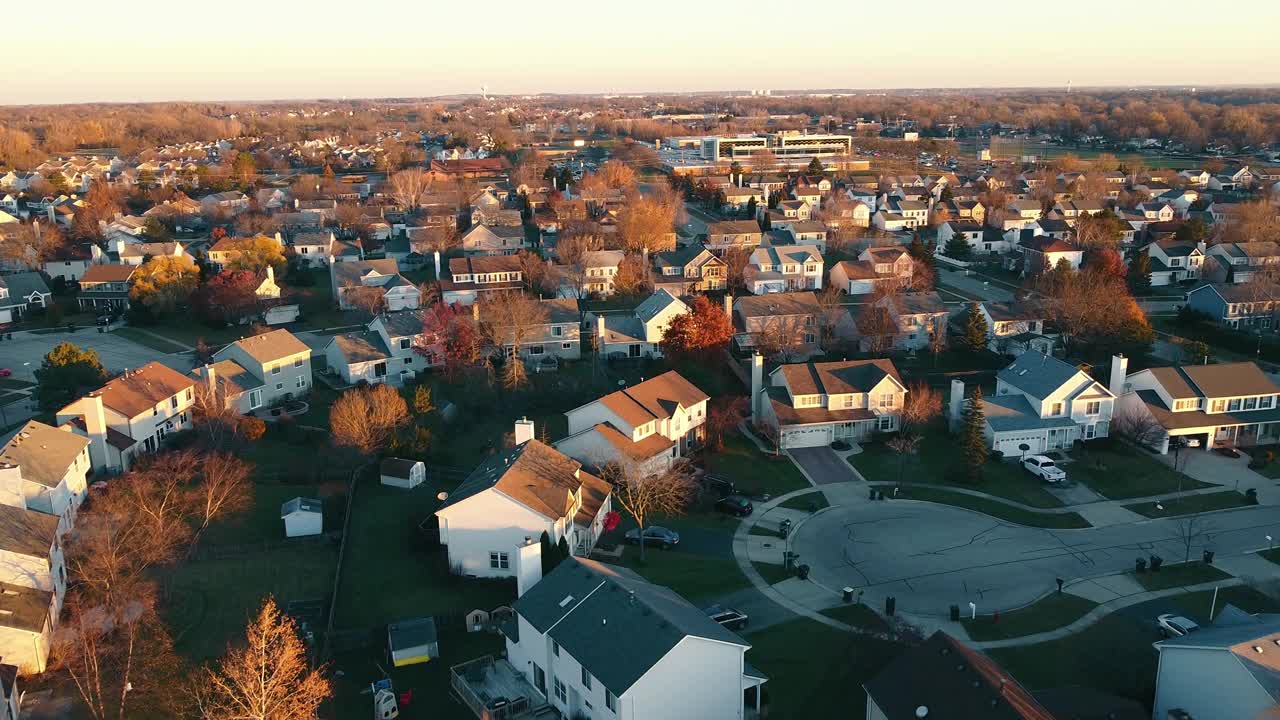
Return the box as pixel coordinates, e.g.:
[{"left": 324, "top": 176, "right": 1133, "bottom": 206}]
[{"left": 238, "top": 416, "right": 267, "bottom": 442}]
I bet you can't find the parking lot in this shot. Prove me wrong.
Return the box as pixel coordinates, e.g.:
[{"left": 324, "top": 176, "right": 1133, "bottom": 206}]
[{"left": 1, "top": 328, "right": 195, "bottom": 383}]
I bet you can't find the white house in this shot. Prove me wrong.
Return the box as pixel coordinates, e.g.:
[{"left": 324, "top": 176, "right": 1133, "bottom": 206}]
[
  {"left": 281, "top": 497, "right": 323, "bottom": 537},
  {"left": 0, "top": 420, "right": 92, "bottom": 535},
  {"left": 380, "top": 458, "right": 426, "bottom": 489},
  {"left": 1145, "top": 238, "right": 1206, "bottom": 287},
  {"left": 1152, "top": 608, "right": 1280, "bottom": 720},
  {"left": 496, "top": 557, "right": 764, "bottom": 720},
  {"left": 331, "top": 259, "right": 421, "bottom": 312},
  {"left": 980, "top": 302, "right": 1054, "bottom": 357},
  {"left": 744, "top": 245, "right": 823, "bottom": 294},
  {"left": 596, "top": 290, "right": 688, "bottom": 359},
  {"left": 752, "top": 356, "right": 906, "bottom": 448},
  {"left": 0, "top": 469, "right": 66, "bottom": 674},
  {"left": 829, "top": 247, "right": 913, "bottom": 296},
  {"left": 57, "top": 361, "right": 197, "bottom": 473},
  {"left": 557, "top": 371, "right": 709, "bottom": 475},
  {"left": 952, "top": 351, "right": 1114, "bottom": 457},
  {"left": 435, "top": 426, "right": 613, "bottom": 574}
]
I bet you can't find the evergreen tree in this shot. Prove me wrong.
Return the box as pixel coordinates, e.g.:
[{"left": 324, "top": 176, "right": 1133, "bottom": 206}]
[
  {"left": 943, "top": 235, "right": 972, "bottom": 260},
  {"left": 1127, "top": 254, "right": 1152, "bottom": 295},
  {"left": 745, "top": 196, "right": 757, "bottom": 220},
  {"left": 36, "top": 341, "right": 109, "bottom": 410},
  {"left": 539, "top": 531, "right": 555, "bottom": 576},
  {"left": 961, "top": 303, "right": 989, "bottom": 354},
  {"left": 959, "top": 388, "right": 989, "bottom": 483},
  {"left": 806, "top": 157, "right": 826, "bottom": 175}
]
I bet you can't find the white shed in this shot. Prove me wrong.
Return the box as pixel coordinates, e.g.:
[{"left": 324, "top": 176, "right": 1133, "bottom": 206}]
[
  {"left": 380, "top": 458, "right": 426, "bottom": 489},
  {"left": 281, "top": 497, "right": 323, "bottom": 537}
]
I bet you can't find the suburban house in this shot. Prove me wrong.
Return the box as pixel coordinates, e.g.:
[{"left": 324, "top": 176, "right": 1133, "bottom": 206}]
[
  {"left": 953, "top": 351, "right": 1114, "bottom": 456},
  {"left": 751, "top": 356, "right": 906, "bottom": 448},
  {"left": 0, "top": 272, "right": 52, "bottom": 323},
  {"left": 0, "top": 496, "right": 62, "bottom": 674},
  {"left": 774, "top": 219, "right": 829, "bottom": 250},
  {"left": 722, "top": 186, "right": 764, "bottom": 213},
  {"left": 556, "top": 250, "right": 625, "bottom": 298},
  {"left": 200, "top": 190, "right": 249, "bottom": 214},
  {"left": 206, "top": 233, "right": 284, "bottom": 271},
  {"left": 461, "top": 223, "right": 529, "bottom": 256},
  {"left": 491, "top": 557, "right": 764, "bottom": 720},
  {"left": 1185, "top": 282, "right": 1280, "bottom": 331},
  {"left": 744, "top": 245, "right": 823, "bottom": 294},
  {"left": 441, "top": 255, "right": 524, "bottom": 305},
  {"left": 557, "top": 371, "right": 708, "bottom": 474},
  {"left": 596, "top": 290, "right": 688, "bottom": 359},
  {"left": 115, "top": 240, "right": 186, "bottom": 266},
  {"left": 705, "top": 220, "right": 763, "bottom": 251},
  {"left": 478, "top": 298, "right": 582, "bottom": 365},
  {"left": 435, "top": 427, "right": 613, "bottom": 575},
  {"left": 732, "top": 292, "right": 823, "bottom": 359},
  {"left": 43, "top": 242, "right": 105, "bottom": 282},
  {"left": 56, "top": 361, "right": 197, "bottom": 473},
  {"left": 829, "top": 247, "right": 913, "bottom": 296},
  {"left": 324, "top": 308, "right": 442, "bottom": 386},
  {"left": 0, "top": 420, "right": 92, "bottom": 534},
  {"left": 979, "top": 302, "right": 1054, "bottom": 357},
  {"left": 1019, "top": 234, "right": 1082, "bottom": 275},
  {"left": 331, "top": 259, "right": 421, "bottom": 312},
  {"left": 843, "top": 292, "right": 949, "bottom": 352},
  {"left": 1205, "top": 242, "right": 1280, "bottom": 284},
  {"left": 75, "top": 263, "right": 137, "bottom": 311},
  {"left": 881, "top": 198, "right": 928, "bottom": 229},
  {"left": 1152, "top": 607, "right": 1280, "bottom": 720},
  {"left": 1144, "top": 238, "right": 1206, "bottom": 286},
  {"left": 192, "top": 329, "right": 312, "bottom": 414},
  {"left": 651, "top": 245, "right": 727, "bottom": 295},
  {"left": 290, "top": 231, "right": 335, "bottom": 269},
  {"left": 1117, "top": 359, "right": 1280, "bottom": 453}
]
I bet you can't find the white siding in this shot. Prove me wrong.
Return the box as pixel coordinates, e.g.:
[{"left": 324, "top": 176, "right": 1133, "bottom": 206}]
[{"left": 437, "top": 493, "right": 557, "bottom": 578}]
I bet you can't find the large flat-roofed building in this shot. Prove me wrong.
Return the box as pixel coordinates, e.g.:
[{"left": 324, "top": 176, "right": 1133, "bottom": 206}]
[{"left": 661, "top": 131, "right": 857, "bottom": 173}]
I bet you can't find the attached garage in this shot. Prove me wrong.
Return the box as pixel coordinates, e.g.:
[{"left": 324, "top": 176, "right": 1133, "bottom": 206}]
[
  {"left": 992, "top": 432, "right": 1046, "bottom": 457},
  {"left": 782, "top": 424, "right": 833, "bottom": 448}
]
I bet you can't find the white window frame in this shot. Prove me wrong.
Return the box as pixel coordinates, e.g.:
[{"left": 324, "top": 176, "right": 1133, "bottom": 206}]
[
  {"left": 249, "top": 390, "right": 263, "bottom": 409},
  {"left": 489, "top": 551, "right": 509, "bottom": 570}
]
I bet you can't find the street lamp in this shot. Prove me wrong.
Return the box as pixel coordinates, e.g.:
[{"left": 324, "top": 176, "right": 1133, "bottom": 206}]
[{"left": 1267, "top": 535, "right": 1274, "bottom": 551}]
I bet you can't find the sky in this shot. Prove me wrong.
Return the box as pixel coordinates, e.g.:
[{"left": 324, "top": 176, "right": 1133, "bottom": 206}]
[{"left": 7, "top": 0, "right": 1280, "bottom": 105}]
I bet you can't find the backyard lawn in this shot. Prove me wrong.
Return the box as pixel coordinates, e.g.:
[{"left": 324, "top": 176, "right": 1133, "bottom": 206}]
[
  {"left": 1261, "top": 549, "right": 1280, "bottom": 566},
  {"left": 745, "top": 618, "right": 907, "bottom": 719},
  {"left": 1123, "top": 491, "right": 1254, "bottom": 518},
  {"left": 1069, "top": 444, "right": 1213, "bottom": 499},
  {"left": 892, "top": 486, "right": 1090, "bottom": 528},
  {"left": 854, "top": 424, "right": 1064, "bottom": 508},
  {"left": 599, "top": 548, "right": 752, "bottom": 602},
  {"left": 962, "top": 592, "right": 1098, "bottom": 641},
  {"left": 703, "top": 433, "right": 810, "bottom": 498},
  {"left": 110, "top": 326, "right": 190, "bottom": 353}
]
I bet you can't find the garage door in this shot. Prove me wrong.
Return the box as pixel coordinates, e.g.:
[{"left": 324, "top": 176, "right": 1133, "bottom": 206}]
[
  {"left": 994, "top": 433, "right": 1045, "bottom": 457},
  {"left": 783, "top": 426, "right": 832, "bottom": 449}
]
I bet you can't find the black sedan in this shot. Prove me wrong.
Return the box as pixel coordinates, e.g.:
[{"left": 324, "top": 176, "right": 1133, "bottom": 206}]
[{"left": 715, "top": 495, "right": 754, "bottom": 517}]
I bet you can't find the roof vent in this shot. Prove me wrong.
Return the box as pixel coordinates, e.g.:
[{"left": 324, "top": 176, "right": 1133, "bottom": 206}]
[
  {"left": 915, "top": 707, "right": 928, "bottom": 719},
  {"left": 1253, "top": 645, "right": 1264, "bottom": 654},
  {"left": 558, "top": 595, "right": 574, "bottom": 608}
]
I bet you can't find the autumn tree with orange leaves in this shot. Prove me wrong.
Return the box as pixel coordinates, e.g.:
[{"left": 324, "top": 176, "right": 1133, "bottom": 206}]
[{"left": 660, "top": 295, "right": 734, "bottom": 360}]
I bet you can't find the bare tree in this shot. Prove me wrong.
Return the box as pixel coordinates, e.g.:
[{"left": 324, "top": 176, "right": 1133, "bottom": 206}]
[
  {"left": 343, "top": 285, "right": 386, "bottom": 317},
  {"left": 192, "top": 453, "right": 252, "bottom": 542},
  {"left": 1111, "top": 404, "right": 1168, "bottom": 450},
  {"left": 477, "top": 291, "right": 549, "bottom": 389},
  {"left": 901, "top": 381, "right": 943, "bottom": 430},
  {"left": 190, "top": 597, "right": 331, "bottom": 720},
  {"left": 1171, "top": 514, "right": 1212, "bottom": 565},
  {"left": 886, "top": 432, "right": 922, "bottom": 484},
  {"left": 331, "top": 384, "right": 410, "bottom": 456},
  {"left": 388, "top": 169, "right": 433, "bottom": 211},
  {"left": 600, "top": 460, "right": 696, "bottom": 560}
]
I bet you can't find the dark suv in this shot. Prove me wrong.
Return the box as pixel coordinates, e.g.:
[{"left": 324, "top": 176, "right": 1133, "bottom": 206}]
[{"left": 715, "top": 495, "right": 754, "bottom": 517}]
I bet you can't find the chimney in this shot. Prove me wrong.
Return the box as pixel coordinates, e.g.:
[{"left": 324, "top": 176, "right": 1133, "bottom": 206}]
[
  {"left": 514, "top": 417, "right": 535, "bottom": 446},
  {"left": 949, "top": 379, "right": 965, "bottom": 428},
  {"left": 433, "top": 250, "right": 441, "bottom": 280},
  {"left": 1109, "top": 354, "right": 1129, "bottom": 397},
  {"left": 266, "top": 265, "right": 275, "bottom": 284},
  {"left": 750, "top": 353, "right": 765, "bottom": 421},
  {"left": 81, "top": 394, "right": 110, "bottom": 472},
  {"left": 514, "top": 536, "right": 543, "bottom": 597},
  {"left": 204, "top": 363, "right": 218, "bottom": 397},
  {"left": 723, "top": 293, "right": 734, "bottom": 319},
  {"left": 596, "top": 315, "right": 607, "bottom": 350}
]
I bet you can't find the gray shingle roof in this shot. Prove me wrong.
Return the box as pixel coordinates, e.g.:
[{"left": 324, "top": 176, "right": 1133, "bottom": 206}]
[
  {"left": 996, "top": 352, "right": 1082, "bottom": 400},
  {"left": 984, "top": 395, "right": 1078, "bottom": 433}
]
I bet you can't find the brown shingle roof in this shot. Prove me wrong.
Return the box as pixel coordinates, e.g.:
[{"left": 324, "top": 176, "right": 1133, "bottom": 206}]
[
  {"left": 595, "top": 371, "right": 709, "bottom": 427},
  {"left": 78, "top": 264, "right": 137, "bottom": 284},
  {"left": 777, "top": 359, "right": 902, "bottom": 396},
  {"left": 221, "top": 329, "right": 310, "bottom": 365},
  {"left": 440, "top": 439, "right": 610, "bottom": 521},
  {"left": 89, "top": 361, "right": 195, "bottom": 418}
]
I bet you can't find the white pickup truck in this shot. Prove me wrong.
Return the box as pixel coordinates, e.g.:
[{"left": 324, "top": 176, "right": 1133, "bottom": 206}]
[{"left": 1022, "top": 455, "right": 1066, "bottom": 483}]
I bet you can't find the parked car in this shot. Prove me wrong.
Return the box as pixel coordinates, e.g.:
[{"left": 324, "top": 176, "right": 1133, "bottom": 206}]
[
  {"left": 1023, "top": 455, "right": 1066, "bottom": 483},
  {"left": 703, "top": 604, "right": 749, "bottom": 631},
  {"left": 0, "top": 369, "right": 10, "bottom": 378},
  {"left": 1213, "top": 447, "right": 1241, "bottom": 459},
  {"left": 1157, "top": 614, "right": 1200, "bottom": 638},
  {"left": 715, "top": 495, "right": 754, "bottom": 517},
  {"left": 623, "top": 526, "right": 680, "bottom": 549},
  {"left": 702, "top": 474, "right": 736, "bottom": 498}
]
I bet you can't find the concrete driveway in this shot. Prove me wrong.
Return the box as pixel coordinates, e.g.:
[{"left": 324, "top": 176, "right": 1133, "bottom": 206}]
[
  {"left": 790, "top": 498, "right": 1280, "bottom": 616},
  {"left": 787, "top": 447, "right": 859, "bottom": 485},
  {"left": 2, "top": 328, "right": 194, "bottom": 383},
  {"left": 937, "top": 267, "right": 1014, "bottom": 302}
]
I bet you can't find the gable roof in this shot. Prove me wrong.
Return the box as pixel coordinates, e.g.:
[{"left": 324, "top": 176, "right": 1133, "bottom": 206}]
[
  {"left": 438, "top": 439, "right": 606, "bottom": 521},
  {"left": 590, "top": 371, "right": 709, "bottom": 427},
  {"left": 514, "top": 557, "right": 748, "bottom": 697},
  {"left": 0, "top": 421, "right": 89, "bottom": 488},
  {"left": 78, "top": 263, "right": 137, "bottom": 284},
  {"left": 0, "top": 503, "right": 58, "bottom": 558},
  {"left": 217, "top": 329, "right": 309, "bottom": 365},
  {"left": 1149, "top": 362, "right": 1280, "bottom": 400},
  {"left": 88, "top": 361, "right": 195, "bottom": 418},
  {"left": 734, "top": 291, "right": 820, "bottom": 319},
  {"left": 281, "top": 497, "right": 322, "bottom": 516},
  {"left": 634, "top": 289, "right": 686, "bottom": 325},
  {"left": 776, "top": 359, "right": 903, "bottom": 396},
  {"left": 996, "top": 352, "right": 1088, "bottom": 400},
  {"left": 1155, "top": 612, "right": 1280, "bottom": 705}
]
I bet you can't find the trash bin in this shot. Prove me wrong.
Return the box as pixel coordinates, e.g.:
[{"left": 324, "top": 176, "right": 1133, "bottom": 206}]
[
  {"left": 796, "top": 564, "right": 810, "bottom": 580},
  {"left": 783, "top": 552, "right": 795, "bottom": 570},
  {"left": 1203, "top": 550, "right": 1215, "bottom": 565},
  {"left": 950, "top": 604, "right": 960, "bottom": 622},
  {"left": 843, "top": 587, "right": 855, "bottom": 603},
  {"left": 1136, "top": 557, "right": 1148, "bottom": 573},
  {"left": 885, "top": 596, "right": 896, "bottom": 617},
  {"left": 869, "top": 488, "right": 876, "bottom": 500},
  {"left": 1150, "top": 555, "right": 1163, "bottom": 572},
  {"left": 1246, "top": 488, "right": 1258, "bottom": 504}
]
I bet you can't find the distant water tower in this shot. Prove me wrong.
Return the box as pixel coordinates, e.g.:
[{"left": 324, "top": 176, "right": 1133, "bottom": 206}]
[{"left": 1066, "top": 80, "right": 1072, "bottom": 94}]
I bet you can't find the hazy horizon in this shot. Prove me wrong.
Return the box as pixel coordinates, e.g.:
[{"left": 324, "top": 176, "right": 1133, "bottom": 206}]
[{"left": 7, "top": 0, "right": 1280, "bottom": 105}]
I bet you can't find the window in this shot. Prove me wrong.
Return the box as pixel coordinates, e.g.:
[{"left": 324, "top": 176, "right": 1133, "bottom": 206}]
[
  {"left": 552, "top": 326, "right": 563, "bottom": 337},
  {"left": 606, "top": 690, "right": 618, "bottom": 712},
  {"left": 1174, "top": 399, "right": 1198, "bottom": 411},
  {"left": 581, "top": 667, "right": 593, "bottom": 690},
  {"left": 296, "top": 376, "right": 307, "bottom": 388},
  {"left": 185, "top": 388, "right": 193, "bottom": 401},
  {"left": 553, "top": 677, "right": 567, "bottom": 704},
  {"left": 843, "top": 395, "right": 854, "bottom": 408},
  {"left": 1211, "top": 399, "right": 1226, "bottom": 413},
  {"left": 1229, "top": 398, "right": 1243, "bottom": 411},
  {"left": 294, "top": 358, "right": 304, "bottom": 368},
  {"left": 1085, "top": 401, "right": 1101, "bottom": 415},
  {"left": 1245, "top": 397, "right": 1259, "bottom": 410},
  {"left": 249, "top": 390, "right": 263, "bottom": 409},
  {"left": 171, "top": 396, "right": 179, "bottom": 409},
  {"left": 400, "top": 338, "right": 411, "bottom": 350},
  {"left": 533, "top": 664, "right": 546, "bottom": 693},
  {"left": 1262, "top": 396, "right": 1276, "bottom": 410},
  {"left": 804, "top": 332, "right": 816, "bottom": 344},
  {"left": 404, "top": 358, "right": 412, "bottom": 365},
  {"left": 878, "top": 393, "right": 894, "bottom": 409},
  {"left": 878, "top": 415, "right": 894, "bottom": 431},
  {"left": 489, "top": 552, "right": 509, "bottom": 569},
  {"left": 529, "top": 345, "right": 545, "bottom": 356},
  {"left": 562, "top": 342, "right": 572, "bottom": 350},
  {"left": 275, "top": 382, "right": 284, "bottom": 391},
  {"left": 271, "top": 364, "right": 281, "bottom": 375},
  {"left": 552, "top": 641, "right": 560, "bottom": 656},
  {"left": 1050, "top": 402, "right": 1063, "bottom": 416}
]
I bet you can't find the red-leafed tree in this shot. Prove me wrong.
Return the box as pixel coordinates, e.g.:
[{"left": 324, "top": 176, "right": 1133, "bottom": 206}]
[
  {"left": 416, "top": 302, "right": 480, "bottom": 380},
  {"left": 660, "top": 295, "right": 734, "bottom": 360},
  {"left": 1084, "top": 247, "right": 1127, "bottom": 281},
  {"left": 193, "top": 270, "right": 261, "bottom": 326},
  {"left": 602, "top": 511, "right": 621, "bottom": 533}
]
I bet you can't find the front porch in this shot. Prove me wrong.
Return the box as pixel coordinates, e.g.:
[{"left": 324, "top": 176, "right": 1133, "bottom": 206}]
[{"left": 1161, "top": 420, "right": 1280, "bottom": 454}]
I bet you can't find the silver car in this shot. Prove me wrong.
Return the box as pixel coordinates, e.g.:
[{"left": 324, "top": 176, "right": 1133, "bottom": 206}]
[
  {"left": 1157, "top": 614, "right": 1200, "bottom": 637},
  {"left": 624, "top": 526, "right": 680, "bottom": 549}
]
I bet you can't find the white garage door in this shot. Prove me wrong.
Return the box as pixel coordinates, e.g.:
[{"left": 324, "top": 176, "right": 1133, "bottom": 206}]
[
  {"left": 783, "top": 425, "right": 832, "bottom": 449},
  {"left": 994, "top": 433, "right": 1045, "bottom": 457}
]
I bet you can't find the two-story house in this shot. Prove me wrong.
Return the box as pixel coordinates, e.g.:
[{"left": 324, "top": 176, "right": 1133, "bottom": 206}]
[
  {"left": 56, "top": 361, "right": 196, "bottom": 473},
  {"left": 1205, "top": 242, "right": 1280, "bottom": 284},
  {"left": 192, "top": 329, "right": 312, "bottom": 414},
  {"left": 744, "top": 245, "right": 823, "bottom": 295},
  {"left": 492, "top": 557, "right": 763, "bottom": 720},
  {"left": 953, "top": 351, "right": 1114, "bottom": 456},
  {"left": 75, "top": 263, "right": 137, "bottom": 312},
  {"left": 1019, "top": 234, "right": 1082, "bottom": 275},
  {"left": 773, "top": 219, "right": 829, "bottom": 251},
  {"left": 829, "top": 247, "right": 913, "bottom": 296},
  {"left": 705, "top": 220, "right": 763, "bottom": 251},
  {"left": 979, "top": 301, "right": 1054, "bottom": 357},
  {"left": 1117, "top": 358, "right": 1280, "bottom": 453},
  {"left": 596, "top": 290, "right": 689, "bottom": 359},
  {"left": 0, "top": 272, "right": 51, "bottom": 324},
  {"left": 722, "top": 186, "right": 765, "bottom": 214},
  {"left": 751, "top": 356, "right": 906, "bottom": 448},
  {"left": 732, "top": 291, "right": 823, "bottom": 360},
  {"left": 441, "top": 255, "right": 525, "bottom": 305},
  {"left": 290, "top": 231, "right": 335, "bottom": 269},
  {"left": 206, "top": 233, "right": 284, "bottom": 271},
  {"left": 0, "top": 490, "right": 63, "bottom": 673},
  {"left": 557, "top": 250, "right": 625, "bottom": 298},
  {"left": 0, "top": 420, "right": 92, "bottom": 535},
  {"left": 1152, "top": 608, "right": 1280, "bottom": 720},
  {"left": 1184, "top": 282, "right": 1280, "bottom": 331},
  {"left": 461, "top": 223, "right": 529, "bottom": 256},
  {"left": 651, "top": 245, "right": 726, "bottom": 295},
  {"left": 1145, "top": 238, "right": 1206, "bottom": 286},
  {"left": 843, "top": 292, "right": 949, "bottom": 352},
  {"left": 557, "top": 371, "right": 709, "bottom": 474},
  {"left": 331, "top": 259, "right": 421, "bottom": 312},
  {"left": 883, "top": 198, "right": 928, "bottom": 229},
  {"left": 435, "top": 425, "right": 613, "bottom": 575},
  {"left": 479, "top": 297, "right": 582, "bottom": 364}
]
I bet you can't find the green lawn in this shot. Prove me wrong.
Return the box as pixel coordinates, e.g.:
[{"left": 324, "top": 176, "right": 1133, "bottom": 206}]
[
  {"left": 1135, "top": 562, "right": 1232, "bottom": 592},
  {"left": 779, "top": 491, "right": 830, "bottom": 512},
  {"left": 703, "top": 433, "right": 810, "bottom": 498},
  {"left": 0, "top": 378, "right": 34, "bottom": 390},
  {"left": 992, "top": 586, "right": 1280, "bottom": 708},
  {"left": 1070, "top": 444, "right": 1213, "bottom": 499},
  {"left": 1260, "top": 548, "right": 1280, "bottom": 566},
  {"left": 1246, "top": 446, "right": 1280, "bottom": 478},
  {"left": 753, "top": 562, "right": 794, "bottom": 585},
  {"left": 110, "top": 326, "right": 191, "bottom": 353},
  {"left": 962, "top": 592, "right": 1098, "bottom": 641},
  {"left": 600, "top": 548, "right": 752, "bottom": 602},
  {"left": 745, "top": 618, "right": 907, "bottom": 719},
  {"left": 818, "top": 603, "right": 890, "bottom": 632},
  {"left": 854, "top": 423, "right": 1064, "bottom": 509},
  {"left": 292, "top": 382, "right": 341, "bottom": 428},
  {"left": 892, "top": 486, "right": 1090, "bottom": 529},
  {"left": 1123, "top": 491, "right": 1254, "bottom": 518}
]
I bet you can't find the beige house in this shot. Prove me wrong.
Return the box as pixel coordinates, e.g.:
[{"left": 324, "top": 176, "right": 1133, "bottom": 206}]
[
  {"left": 192, "top": 329, "right": 312, "bottom": 414},
  {"left": 751, "top": 356, "right": 906, "bottom": 448},
  {"left": 732, "top": 291, "right": 823, "bottom": 360}
]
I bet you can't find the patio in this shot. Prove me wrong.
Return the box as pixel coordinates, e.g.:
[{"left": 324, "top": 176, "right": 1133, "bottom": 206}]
[{"left": 450, "top": 655, "right": 550, "bottom": 720}]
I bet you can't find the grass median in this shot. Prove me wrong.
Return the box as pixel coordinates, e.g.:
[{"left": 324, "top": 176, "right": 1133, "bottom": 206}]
[
  {"left": 892, "top": 486, "right": 1090, "bottom": 529},
  {"left": 1124, "top": 491, "right": 1254, "bottom": 518},
  {"left": 962, "top": 592, "right": 1098, "bottom": 641}
]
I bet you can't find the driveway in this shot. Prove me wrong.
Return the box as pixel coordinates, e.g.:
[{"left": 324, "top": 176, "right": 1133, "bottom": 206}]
[
  {"left": 787, "top": 447, "right": 860, "bottom": 485},
  {"left": 2, "top": 328, "right": 194, "bottom": 383},
  {"left": 937, "top": 266, "right": 1015, "bottom": 302},
  {"left": 789, "top": 498, "right": 1280, "bottom": 616}
]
